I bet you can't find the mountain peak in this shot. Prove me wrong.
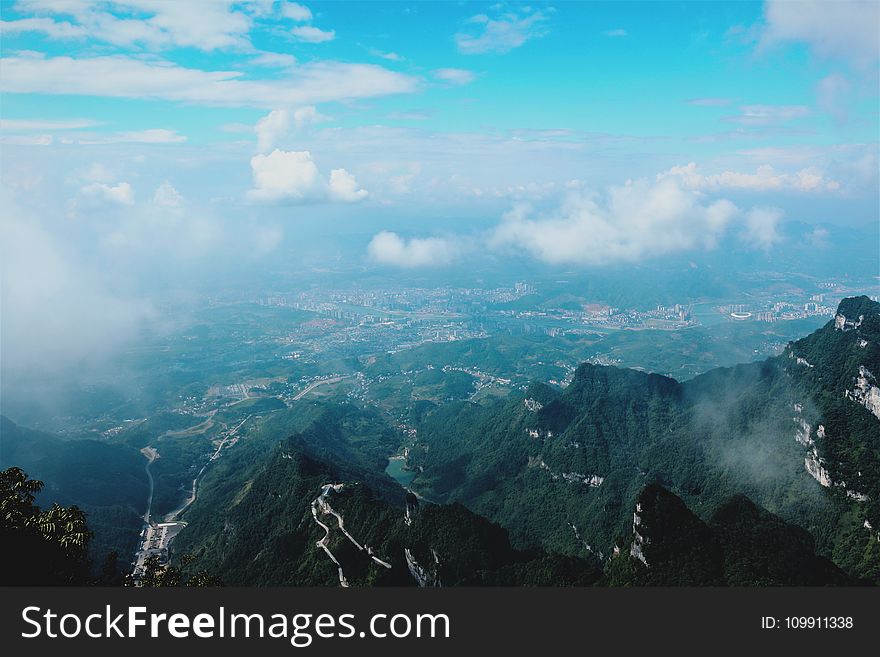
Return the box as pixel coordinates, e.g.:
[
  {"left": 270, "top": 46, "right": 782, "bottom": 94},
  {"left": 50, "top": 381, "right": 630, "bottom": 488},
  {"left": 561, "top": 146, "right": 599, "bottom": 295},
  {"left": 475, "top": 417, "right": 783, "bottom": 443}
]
[{"left": 834, "top": 295, "right": 879, "bottom": 337}]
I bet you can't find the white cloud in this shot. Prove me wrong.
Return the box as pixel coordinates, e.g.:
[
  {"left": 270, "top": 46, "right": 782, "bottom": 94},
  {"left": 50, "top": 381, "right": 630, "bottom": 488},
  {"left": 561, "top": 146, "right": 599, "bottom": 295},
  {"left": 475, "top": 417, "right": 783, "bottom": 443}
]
[
  {"left": 724, "top": 104, "right": 809, "bottom": 126},
  {"left": 455, "top": 8, "right": 551, "bottom": 54},
  {"left": 291, "top": 25, "right": 335, "bottom": 43},
  {"left": 250, "top": 52, "right": 297, "bottom": 68},
  {"left": 743, "top": 207, "right": 784, "bottom": 249},
  {"left": 489, "top": 177, "right": 740, "bottom": 265},
  {"left": 248, "top": 149, "right": 322, "bottom": 202},
  {"left": 0, "top": 134, "right": 52, "bottom": 145},
  {"left": 75, "top": 128, "right": 187, "bottom": 145},
  {"left": 761, "top": 0, "right": 880, "bottom": 66},
  {"left": 292, "top": 105, "right": 327, "bottom": 128},
  {"left": 367, "top": 231, "right": 457, "bottom": 267},
  {"left": 5, "top": 0, "right": 254, "bottom": 51},
  {"left": 79, "top": 181, "right": 134, "bottom": 205},
  {"left": 255, "top": 109, "right": 291, "bottom": 152},
  {"left": 76, "top": 162, "right": 116, "bottom": 184},
  {"left": 0, "top": 54, "right": 419, "bottom": 108},
  {"left": 433, "top": 68, "right": 477, "bottom": 85},
  {"left": 660, "top": 162, "right": 840, "bottom": 192},
  {"left": 281, "top": 2, "right": 313, "bottom": 22},
  {"left": 328, "top": 168, "right": 368, "bottom": 202},
  {"left": 254, "top": 106, "right": 327, "bottom": 152},
  {"left": 0, "top": 193, "right": 154, "bottom": 375},
  {"left": 247, "top": 148, "right": 367, "bottom": 203},
  {"left": 604, "top": 28, "right": 627, "bottom": 37},
  {"left": 0, "top": 16, "right": 88, "bottom": 39},
  {"left": 153, "top": 181, "right": 183, "bottom": 207},
  {"left": 0, "top": 117, "right": 97, "bottom": 131}
]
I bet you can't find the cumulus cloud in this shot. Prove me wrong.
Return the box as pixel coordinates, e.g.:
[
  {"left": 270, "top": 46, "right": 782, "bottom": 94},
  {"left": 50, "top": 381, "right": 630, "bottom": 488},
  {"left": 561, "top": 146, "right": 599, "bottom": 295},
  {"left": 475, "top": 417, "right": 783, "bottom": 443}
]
[
  {"left": 328, "top": 169, "right": 368, "bottom": 202},
  {"left": 455, "top": 8, "right": 551, "bottom": 54},
  {"left": 255, "top": 109, "right": 291, "bottom": 152},
  {"left": 367, "top": 231, "right": 458, "bottom": 267},
  {"left": 489, "top": 177, "right": 740, "bottom": 265},
  {"left": 153, "top": 181, "right": 183, "bottom": 208},
  {"left": 254, "top": 106, "right": 327, "bottom": 151},
  {"left": 75, "top": 162, "right": 116, "bottom": 184},
  {"left": 660, "top": 162, "right": 840, "bottom": 192},
  {"left": 248, "top": 149, "right": 367, "bottom": 203},
  {"left": 742, "top": 207, "right": 784, "bottom": 249},
  {"left": 291, "top": 25, "right": 335, "bottom": 43},
  {"left": 0, "top": 55, "right": 418, "bottom": 108},
  {"left": 79, "top": 181, "right": 134, "bottom": 205},
  {"left": 761, "top": 0, "right": 880, "bottom": 66}
]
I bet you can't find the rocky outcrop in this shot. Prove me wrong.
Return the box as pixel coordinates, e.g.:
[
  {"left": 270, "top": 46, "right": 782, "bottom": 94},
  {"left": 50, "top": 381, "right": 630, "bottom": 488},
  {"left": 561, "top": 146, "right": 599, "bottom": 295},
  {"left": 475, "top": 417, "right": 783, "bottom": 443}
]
[
  {"left": 845, "top": 366, "right": 880, "bottom": 420},
  {"left": 835, "top": 312, "right": 864, "bottom": 332},
  {"left": 404, "top": 548, "right": 441, "bottom": 587},
  {"left": 805, "top": 451, "right": 832, "bottom": 487}
]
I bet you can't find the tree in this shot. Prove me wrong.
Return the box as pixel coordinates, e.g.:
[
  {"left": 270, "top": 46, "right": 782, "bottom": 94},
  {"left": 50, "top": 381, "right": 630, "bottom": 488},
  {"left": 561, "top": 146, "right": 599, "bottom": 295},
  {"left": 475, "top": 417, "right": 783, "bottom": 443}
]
[
  {"left": 0, "top": 467, "right": 92, "bottom": 585},
  {"left": 128, "top": 554, "right": 222, "bottom": 587}
]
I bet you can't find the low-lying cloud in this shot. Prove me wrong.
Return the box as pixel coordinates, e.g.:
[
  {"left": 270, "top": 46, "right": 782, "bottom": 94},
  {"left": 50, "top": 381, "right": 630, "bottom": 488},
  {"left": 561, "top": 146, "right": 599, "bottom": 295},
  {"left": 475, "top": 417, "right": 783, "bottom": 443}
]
[
  {"left": 661, "top": 162, "right": 840, "bottom": 192},
  {"left": 489, "top": 177, "right": 739, "bottom": 265},
  {"left": 248, "top": 149, "right": 368, "bottom": 203},
  {"left": 367, "top": 231, "right": 459, "bottom": 267},
  {"left": 367, "top": 175, "right": 798, "bottom": 267}
]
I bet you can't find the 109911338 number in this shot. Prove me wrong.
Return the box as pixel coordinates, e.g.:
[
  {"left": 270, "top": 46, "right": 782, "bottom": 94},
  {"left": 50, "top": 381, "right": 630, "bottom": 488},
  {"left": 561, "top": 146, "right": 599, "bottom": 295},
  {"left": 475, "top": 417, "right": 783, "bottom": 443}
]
[{"left": 784, "top": 617, "right": 853, "bottom": 629}]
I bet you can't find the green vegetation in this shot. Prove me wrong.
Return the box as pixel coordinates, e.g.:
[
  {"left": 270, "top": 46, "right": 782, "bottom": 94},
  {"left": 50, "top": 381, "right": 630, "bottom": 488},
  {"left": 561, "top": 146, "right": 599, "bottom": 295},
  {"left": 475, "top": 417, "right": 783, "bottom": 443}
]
[
  {"left": 0, "top": 416, "right": 148, "bottom": 563},
  {"left": 1, "top": 467, "right": 92, "bottom": 585},
  {"left": 174, "top": 428, "right": 601, "bottom": 586},
  {"left": 3, "top": 297, "right": 877, "bottom": 586},
  {"left": 605, "top": 485, "right": 854, "bottom": 586},
  {"left": 405, "top": 298, "right": 880, "bottom": 583}
]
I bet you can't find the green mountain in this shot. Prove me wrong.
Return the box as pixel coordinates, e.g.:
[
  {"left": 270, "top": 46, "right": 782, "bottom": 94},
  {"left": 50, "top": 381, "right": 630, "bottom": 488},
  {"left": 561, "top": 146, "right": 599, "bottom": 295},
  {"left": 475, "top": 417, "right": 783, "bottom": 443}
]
[
  {"left": 2, "top": 297, "right": 877, "bottom": 585},
  {"left": 0, "top": 416, "right": 148, "bottom": 565},
  {"left": 404, "top": 296, "right": 880, "bottom": 582},
  {"left": 173, "top": 426, "right": 602, "bottom": 586},
  {"left": 605, "top": 485, "right": 853, "bottom": 586}
]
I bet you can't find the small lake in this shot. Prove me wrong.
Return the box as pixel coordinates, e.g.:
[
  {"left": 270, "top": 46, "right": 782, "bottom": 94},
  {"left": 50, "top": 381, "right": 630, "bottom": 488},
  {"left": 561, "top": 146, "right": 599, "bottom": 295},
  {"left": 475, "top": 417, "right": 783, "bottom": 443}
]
[{"left": 385, "top": 457, "right": 416, "bottom": 488}]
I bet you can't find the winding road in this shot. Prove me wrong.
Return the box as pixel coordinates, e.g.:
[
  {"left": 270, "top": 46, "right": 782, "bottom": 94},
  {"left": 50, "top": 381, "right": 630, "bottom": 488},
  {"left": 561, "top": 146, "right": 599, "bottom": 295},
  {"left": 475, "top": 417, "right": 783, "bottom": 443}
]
[{"left": 310, "top": 483, "right": 392, "bottom": 586}]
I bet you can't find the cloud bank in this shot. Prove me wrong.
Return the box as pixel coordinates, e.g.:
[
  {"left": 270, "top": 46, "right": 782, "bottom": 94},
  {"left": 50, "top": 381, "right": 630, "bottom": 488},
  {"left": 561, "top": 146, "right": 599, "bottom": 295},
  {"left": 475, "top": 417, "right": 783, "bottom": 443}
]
[
  {"left": 489, "top": 177, "right": 739, "bottom": 265},
  {"left": 248, "top": 149, "right": 367, "bottom": 203},
  {"left": 367, "top": 231, "right": 458, "bottom": 267}
]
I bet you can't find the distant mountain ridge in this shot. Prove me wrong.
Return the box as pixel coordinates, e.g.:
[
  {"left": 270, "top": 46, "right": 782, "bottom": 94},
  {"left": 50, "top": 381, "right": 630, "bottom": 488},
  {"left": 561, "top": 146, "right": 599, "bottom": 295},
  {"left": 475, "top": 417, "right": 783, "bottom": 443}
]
[
  {"left": 406, "top": 296, "right": 880, "bottom": 582},
  {"left": 3, "top": 297, "right": 877, "bottom": 585}
]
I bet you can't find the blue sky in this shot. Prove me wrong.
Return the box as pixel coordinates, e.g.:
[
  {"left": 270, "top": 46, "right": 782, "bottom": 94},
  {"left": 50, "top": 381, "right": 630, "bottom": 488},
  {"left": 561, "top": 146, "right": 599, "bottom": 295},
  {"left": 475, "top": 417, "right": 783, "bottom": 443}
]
[
  {"left": 0, "top": 1, "right": 878, "bottom": 272},
  {"left": 1, "top": 0, "right": 878, "bottom": 375}
]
